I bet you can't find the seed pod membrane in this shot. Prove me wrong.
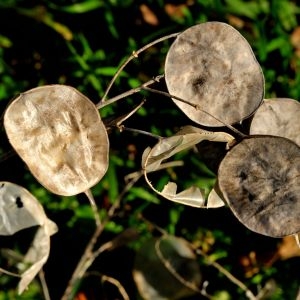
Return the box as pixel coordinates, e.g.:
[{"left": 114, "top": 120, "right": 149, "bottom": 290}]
[
  {"left": 4, "top": 85, "right": 109, "bottom": 196},
  {"left": 165, "top": 22, "right": 264, "bottom": 127},
  {"left": 250, "top": 98, "right": 300, "bottom": 146},
  {"left": 218, "top": 136, "right": 300, "bottom": 237}
]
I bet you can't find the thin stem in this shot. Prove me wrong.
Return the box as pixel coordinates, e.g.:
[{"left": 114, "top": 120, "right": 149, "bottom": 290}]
[
  {"left": 143, "top": 86, "right": 199, "bottom": 108},
  {"left": 155, "top": 237, "right": 202, "bottom": 295},
  {"left": 124, "top": 160, "right": 184, "bottom": 182},
  {"left": 98, "top": 32, "right": 179, "bottom": 105},
  {"left": 0, "top": 267, "right": 20, "bottom": 277},
  {"left": 142, "top": 86, "right": 247, "bottom": 138},
  {"left": 101, "top": 275, "right": 130, "bottom": 300},
  {"left": 61, "top": 174, "right": 142, "bottom": 300},
  {"left": 74, "top": 241, "right": 113, "bottom": 281},
  {"left": 0, "top": 150, "right": 16, "bottom": 163},
  {"left": 82, "top": 271, "right": 130, "bottom": 300},
  {"left": 38, "top": 269, "right": 51, "bottom": 300},
  {"left": 195, "top": 248, "right": 257, "bottom": 300},
  {"left": 84, "top": 189, "right": 101, "bottom": 227},
  {"left": 118, "top": 126, "right": 162, "bottom": 139},
  {"left": 116, "top": 99, "right": 146, "bottom": 126},
  {"left": 61, "top": 224, "right": 105, "bottom": 300},
  {"left": 96, "top": 75, "right": 164, "bottom": 109}
]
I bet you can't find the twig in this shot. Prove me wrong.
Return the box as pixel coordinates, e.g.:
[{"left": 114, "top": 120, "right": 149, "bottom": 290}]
[
  {"left": 38, "top": 269, "right": 51, "bottom": 300},
  {"left": 0, "top": 267, "right": 20, "bottom": 277},
  {"left": 195, "top": 248, "right": 257, "bottom": 300},
  {"left": 101, "top": 274, "right": 130, "bottom": 300},
  {"left": 142, "top": 86, "right": 247, "bottom": 138},
  {"left": 82, "top": 271, "right": 130, "bottom": 300},
  {"left": 143, "top": 86, "right": 199, "bottom": 108},
  {"left": 96, "top": 75, "right": 164, "bottom": 109},
  {"left": 116, "top": 99, "right": 146, "bottom": 126},
  {"left": 118, "top": 126, "right": 162, "bottom": 139},
  {"left": 61, "top": 174, "right": 142, "bottom": 300},
  {"left": 98, "top": 32, "right": 180, "bottom": 105},
  {"left": 124, "top": 160, "right": 184, "bottom": 182},
  {"left": 155, "top": 236, "right": 203, "bottom": 295},
  {"left": 84, "top": 189, "right": 101, "bottom": 227}
]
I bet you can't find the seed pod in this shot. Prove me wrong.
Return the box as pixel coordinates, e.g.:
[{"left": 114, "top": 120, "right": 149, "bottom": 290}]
[
  {"left": 165, "top": 22, "right": 264, "bottom": 127},
  {"left": 218, "top": 135, "right": 300, "bottom": 237},
  {"left": 250, "top": 98, "right": 300, "bottom": 146},
  {"left": 4, "top": 85, "right": 109, "bottom": 196},
  {"left": 133, "top": 236, "right": 201, "bottom": 300}
]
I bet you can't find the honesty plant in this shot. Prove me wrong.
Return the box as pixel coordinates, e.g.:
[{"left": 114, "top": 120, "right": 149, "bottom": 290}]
[{"left": 1, "top": 21, "right": 299, "bottom": 297}]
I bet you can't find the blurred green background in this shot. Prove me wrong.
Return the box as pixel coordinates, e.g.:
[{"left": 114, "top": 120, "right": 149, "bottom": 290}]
[{"left": 0, "top": 0, "right": 300, "bottom": 299}]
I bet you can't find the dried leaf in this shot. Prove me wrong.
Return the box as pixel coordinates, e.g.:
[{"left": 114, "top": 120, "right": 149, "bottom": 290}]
[
  {"left": 218, "top": 136, "right": 300, "bottom": 237},
  {"left": 4, "top": 85, "right": 109, "bottom": 196},
  {"left": 133, "top": 236, "right": 201, "bottom": 300},
  {"left": 142, "top": 126, "right": 234, "bottom": 207},
  {"left": 250, "top": 98, "right": 300, "bottom": 146},
  {"left": 165, "top": 22, "right": 264, "bottom": 126},
  {"left": 0, "top": 182, "right": 57, "bottom": 293}
]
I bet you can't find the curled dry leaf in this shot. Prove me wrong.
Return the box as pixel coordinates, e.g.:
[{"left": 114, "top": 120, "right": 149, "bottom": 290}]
[
  {"left": 142, "top": 126, "right": 234, "bottom": 207},
  {"left": 133, "top": 235, "right": 201, "bottom": 300},
  {"left": 4, "top": 85, "right": 109, "bottom": 196},
  {"left": 218, "top": 136, "right": 300, "bottom": 237},
  {"left": 0, "top": 182, "right": 57, "bottom": 294},
  {"left": 165, "top": 22, "right": 264, "bottom": 127},
  {"left": 250, "top": 98, "right": 300, "bottom": 146}
]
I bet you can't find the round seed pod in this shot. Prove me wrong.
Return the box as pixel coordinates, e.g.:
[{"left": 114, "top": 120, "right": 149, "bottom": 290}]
[
  {"left": 133, "top": 236, "right": 202, "bottom": 300},
  {"left": 218, "top": 135, "right": 300, "bottom": 237},
  {"left": 165, "top": 22, "right": 264, "bottom": 127},
  {"left": 250, "top": 98, "right": 300, "bottom": 146},
  {"left": 4, "top": 85, "right": 109, "bottom": 196}
]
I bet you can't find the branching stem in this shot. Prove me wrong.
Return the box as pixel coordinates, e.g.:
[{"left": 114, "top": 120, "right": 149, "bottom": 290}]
[
  {"left": 195, "top": 248, "right": 257, "bottom": 300},
  {"left": 97, "top": 32, "right": 180, "bottom": 106},
  {"left": 142, "top": 86, "right": 247, "bottom": 138},
  {"left": 61, "top": 174, "right": 141, "bottom": 300},
  {"left": 97, "top": 75, "right": 164, "bottom": 109}
]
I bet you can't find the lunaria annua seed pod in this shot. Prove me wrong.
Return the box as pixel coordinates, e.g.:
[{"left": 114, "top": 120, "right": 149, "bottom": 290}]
[
  {"left": 4, "top": 85, "right": 109, "bottom": 196},
  {"left": 133, "top": 236, "right": 202, "bottom": 300},
  {"left": 250, "top": 98, "right": 300, "bottom": 146},
  {"left": 218, "top": 135, "right": 300, "bottom": 237},
  {"left": 165, "top": 22, "right": 264, "bottom": 127}
]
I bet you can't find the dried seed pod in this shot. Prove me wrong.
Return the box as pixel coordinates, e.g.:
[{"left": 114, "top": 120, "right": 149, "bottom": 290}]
[
  {"left": 165, "top": 22, "right": 264, "bottom": 127},
  {"left": 4, "top": 85, "right": 109, "bottom": 196},
  {"left": 218, "top": 136, "right": 300, "bottom": 237},
  {"left": 0, "top": 181, "right": 58, "bottom": 294},
  {"left": 133, "top": 236, "right": 201, "bottom": 300},
  {"left": 250, "top": 98, "right": 300, "bottom": 146}
]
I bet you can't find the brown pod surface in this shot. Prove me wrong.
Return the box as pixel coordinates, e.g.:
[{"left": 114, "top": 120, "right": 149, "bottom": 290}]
[
  {"left": 218, "top": 135, "right": 300, "bottom": 237},
  {"left": 4, "top": 85, "right": 109, "bottom": 196},
  {"left": 165, "top": 22, "right": 264, "bottom": 127}
]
